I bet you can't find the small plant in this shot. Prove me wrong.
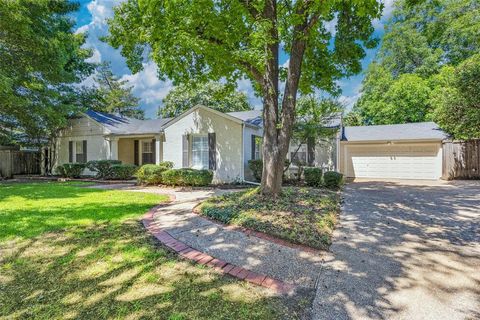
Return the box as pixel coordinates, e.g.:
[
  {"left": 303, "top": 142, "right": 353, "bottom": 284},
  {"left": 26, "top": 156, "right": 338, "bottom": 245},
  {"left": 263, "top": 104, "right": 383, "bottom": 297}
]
[
  {"left": 158, "top": 161, "right": 174, "bottom": 169},
  {"left": 323, "top": 171, "right": 343, "bottom": 189},
  {"left": 304, "top": 167, "right": 322, "bottom": 187},
  {"left": 161, "top": 168, "right": 213, "bottom": 186},
  {"left": 247, "top": 159, "right": 263, "bottom": 181},
  {"left": 136, "top": 164, "right": 170, "bottom": 185},
  {"left": 55, "top": 163, "right": 86, "bottom": 178},
  {"left": 86, "top": 160, "right": 122, "bottom": 179},
  {"left": 108, "top": 164, "right": 138, "bottom": 180}
]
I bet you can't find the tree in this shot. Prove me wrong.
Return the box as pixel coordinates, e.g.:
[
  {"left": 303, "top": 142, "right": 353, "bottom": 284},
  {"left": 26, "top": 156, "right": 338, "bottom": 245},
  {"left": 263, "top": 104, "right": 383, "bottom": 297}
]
[
  {"left": 86, "top": 62, "right": 144, "bottom": 119},
  {"left": 0, "top": 0, "right": 93, "bottom": 146},
  {"left": 431, "top": 54, "right": 480, "bottom": 139},
  {"left": 159, "top": 81, "right": 251, "bottom": 118},
  {"left": 353, "top": 0, "right": 480, "bottom": 126},
  {"left": 107, "top": 0, "right": 382, "bottom": 196}
]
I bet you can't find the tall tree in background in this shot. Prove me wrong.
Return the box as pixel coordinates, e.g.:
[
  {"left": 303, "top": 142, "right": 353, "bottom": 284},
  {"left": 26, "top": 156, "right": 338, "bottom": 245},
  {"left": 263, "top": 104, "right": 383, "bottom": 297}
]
[
  {"left": 107, "top": 0, "right": 382, "bottom": 196},
  {"left": 348, "top": 0, "right": 480, "bottom": 127},
  {"left": 0, "top": 0, "right": 93, "bottom": 146},
  {"left": 85, "top": 62, "right": 144, "bottom": 119},
  {"left": 159, "top": 82, "right": 251, "bottom": 118}
]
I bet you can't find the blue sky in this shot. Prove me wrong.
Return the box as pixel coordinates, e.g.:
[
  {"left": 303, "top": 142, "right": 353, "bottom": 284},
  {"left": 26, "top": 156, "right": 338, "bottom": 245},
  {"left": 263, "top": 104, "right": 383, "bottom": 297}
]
[{"left": 74, "top": 0, "right": 394, "bottom": 119}]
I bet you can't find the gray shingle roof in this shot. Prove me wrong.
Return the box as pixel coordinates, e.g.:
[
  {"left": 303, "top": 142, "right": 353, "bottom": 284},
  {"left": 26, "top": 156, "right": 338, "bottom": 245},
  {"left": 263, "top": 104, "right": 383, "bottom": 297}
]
[
  {"left": 342, "top": 122, "right": 448, "bottom": 142},
  {"left": 227, "top": 110, "right": 263, "bottom": 126},
  {"left": 85, "top": 110, "right": 171, "bottom": 135}
]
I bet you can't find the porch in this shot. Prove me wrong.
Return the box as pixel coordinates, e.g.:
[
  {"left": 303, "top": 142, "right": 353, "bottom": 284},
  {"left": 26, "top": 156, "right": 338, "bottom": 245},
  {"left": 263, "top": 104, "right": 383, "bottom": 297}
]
[{"left": 108, "top": 135, "right": 162, "bottom": 166}]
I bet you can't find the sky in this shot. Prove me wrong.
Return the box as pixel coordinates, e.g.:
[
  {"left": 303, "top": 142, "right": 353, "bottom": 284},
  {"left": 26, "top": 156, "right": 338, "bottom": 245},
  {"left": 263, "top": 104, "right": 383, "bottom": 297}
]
[{"left": 74, "top": 0, "right": 395, "bottom": 119}]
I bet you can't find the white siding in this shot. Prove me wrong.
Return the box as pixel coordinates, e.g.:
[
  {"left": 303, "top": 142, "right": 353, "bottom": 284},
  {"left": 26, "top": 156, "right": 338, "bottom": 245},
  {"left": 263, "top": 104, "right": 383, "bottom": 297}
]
[
  {"left": 56, "top": 116, "right": 109, "bottom": 175},
  {"left": 163, "top": 108, "right": 244, "bottom": 183}
]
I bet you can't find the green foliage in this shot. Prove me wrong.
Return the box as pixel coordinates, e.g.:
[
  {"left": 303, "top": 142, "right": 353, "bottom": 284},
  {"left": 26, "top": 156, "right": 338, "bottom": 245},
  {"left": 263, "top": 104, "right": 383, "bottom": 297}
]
[
  {"left": 431, "top": 54, "right": 480, "bottom": 139},
  {"left": 304, "top": 167, "right": 323, "bottom": 187},
  {"left": 0, "top": 0, "right": 93, "bottom": 146},
  {"left": 248, "top": 159, "right": 263, "bottom": 182},
  {"left": 108, "top": 164, "right": 138, "bottom": 180},
  {"left": 161, "top": 169, "right": 213, "bottom": 187},
  {"left": 84, "top": 62, "right": 144, "bottom": 119},
  {"left": 86, "top": 160, "right": 122, "bottom": 179},
  {"left": 159, "top": 82, "right": 251, "bottom": 118},
  {"left": 158, "top": 161, "right": 174, "bottom": 169},
  {"left": 199, "top": 187, "right": 340, "bottom": 250},
  {"left": 352, "top": 0, "right": 480, "bottom": 126},
  {"left": 56, "top": 163, "right": 86, "bottom": 178},
  {"left": 136, "top": 164, "right": 170, "bottom": 185},
  {"left": 323, "top": 171, "right": 343, "bottom": 189}
]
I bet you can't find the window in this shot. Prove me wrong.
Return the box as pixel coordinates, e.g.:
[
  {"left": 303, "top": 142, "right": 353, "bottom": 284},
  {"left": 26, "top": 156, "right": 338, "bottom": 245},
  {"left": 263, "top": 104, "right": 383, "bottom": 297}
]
[
  {"left": 254, "top": 136, "right": 262, "bottom": 160},
  {"left": 191, "top": 135, "right": 209, "bottom": 169},
  {"left": 142, "top": 141, "right": 154, "bottom": 164},
  {"left": 290, "top": 144, "right": 307, "bottom": 166},
  {"left": 75, "top": 141, "right": 87, "bottom": 163}
]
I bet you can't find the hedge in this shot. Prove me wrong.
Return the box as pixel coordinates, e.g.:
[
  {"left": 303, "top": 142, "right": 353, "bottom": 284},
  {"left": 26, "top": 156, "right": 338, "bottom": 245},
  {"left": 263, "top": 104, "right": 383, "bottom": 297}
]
[
  {"left": 136, "top": 164, "right": 170, "bottom": 185},
  {"left": 161, "top": 168, "right": 213, "bottom": 186},
  {"left": 56, "top": 163, "right": 86, "bottom": 178},
  {"left": 86, "top": 160, "right": 121, "bottom": 179},
  {"left": 304, "top": 167, "right": 323, "bottom": 187},
  {"left": 247, "top": 159, "right": 290, "bottom": 182},
  {"left": 109, "top": 164, "right": 138, "bottom": 180},
  {"left": 323, "top": 171, "right": 343, "bottom": 189}
]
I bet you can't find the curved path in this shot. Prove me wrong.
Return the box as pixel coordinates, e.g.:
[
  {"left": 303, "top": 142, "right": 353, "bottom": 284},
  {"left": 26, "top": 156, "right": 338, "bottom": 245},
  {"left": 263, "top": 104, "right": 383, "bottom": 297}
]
[{"left": 92, "top": 184, "right": 328, "bottom": 294}]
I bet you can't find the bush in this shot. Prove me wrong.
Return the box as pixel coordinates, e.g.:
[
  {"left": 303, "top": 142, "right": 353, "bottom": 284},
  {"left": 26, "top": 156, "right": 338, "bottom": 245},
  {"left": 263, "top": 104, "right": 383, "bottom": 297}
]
[
  {"left": 161, "top": 168, "right": 213, "bottom": 186},
  {"left": 108, "top": 164, "right": 138, "bottom": 180},
  {"left": 86, "top": 160, "right": 122, "bottom": 179},
  {"left": 158, "top": 161, "right": 174, "bottom": 169},
  {"left": 56, "top": 163, "right": 86, "bottom": 178},
  {"left": 304, "top": 167, "right": 323, "bottom": 187},
  {"left": 136, "top": 164, "right": 170, "bottom": 185},
  {"left": 248, "top": 159, "right": 263, "bottom": 181},
  {"left": 323, "top": 171, "right": 343, "bottom": 189}
]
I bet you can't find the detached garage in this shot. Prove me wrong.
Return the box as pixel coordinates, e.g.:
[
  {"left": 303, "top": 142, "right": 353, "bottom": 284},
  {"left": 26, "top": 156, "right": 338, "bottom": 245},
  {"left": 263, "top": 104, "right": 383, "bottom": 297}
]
[{"left": 340, "top": 122, "right": 448, "bottom": 180}]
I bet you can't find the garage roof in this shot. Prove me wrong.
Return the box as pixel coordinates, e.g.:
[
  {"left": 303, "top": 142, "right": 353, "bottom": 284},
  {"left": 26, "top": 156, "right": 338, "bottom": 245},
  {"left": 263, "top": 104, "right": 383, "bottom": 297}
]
[{"left": 342, "top": 122, "right": 449, "bottom": 142}]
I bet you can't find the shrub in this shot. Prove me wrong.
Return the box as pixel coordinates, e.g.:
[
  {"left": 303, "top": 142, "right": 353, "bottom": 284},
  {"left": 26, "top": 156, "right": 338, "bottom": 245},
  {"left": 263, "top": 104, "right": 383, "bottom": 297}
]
[
  {"left": 158, "top": 161, "right": 174, "bottom": 169},
  {"left": 136, "top": 164, "right": 169, "bottom": 185},
  {"left": 323, "top": 171, "right": 343, "bottom": 189},
  {"left": 161, "top": 168, "right": 213, "bottom": 186},
  {"left": 86, "top": 160, "right": 122, "bottom": 179},
  {"left": 248, "top": 159, "right": 263, "bottom": 181},
  {"left": 55, "top": 163, "right": 86, "bottom": 178},
  {"left": 108, "top": 164, "right": 138, "bottom": 180},
  {"left": 304, "top": 167, "right": 323, "bottom": 187}
]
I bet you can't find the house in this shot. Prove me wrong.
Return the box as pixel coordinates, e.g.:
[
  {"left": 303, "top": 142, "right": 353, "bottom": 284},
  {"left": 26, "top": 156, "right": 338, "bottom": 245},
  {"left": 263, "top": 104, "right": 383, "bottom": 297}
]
[
  {"left": 340, "top": 122, "right": 448, "bottom": 180},
  {"left": 56, "top": 106, "right": 449, "bottom": 182},
  {"left": 56, "top": 105, "right": 341, "bottom": 183}
]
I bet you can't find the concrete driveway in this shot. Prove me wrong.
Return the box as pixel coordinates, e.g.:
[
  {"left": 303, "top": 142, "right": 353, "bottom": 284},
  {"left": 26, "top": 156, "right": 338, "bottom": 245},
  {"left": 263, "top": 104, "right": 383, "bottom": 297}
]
[{"left": 313, "top": 180, "right": 480, "bottom": 320}]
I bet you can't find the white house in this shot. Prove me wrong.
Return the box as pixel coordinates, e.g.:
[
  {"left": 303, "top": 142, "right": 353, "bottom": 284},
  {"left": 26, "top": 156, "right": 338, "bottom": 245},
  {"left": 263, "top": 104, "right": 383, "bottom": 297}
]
[
  {"left": 56, "top": 105, "right": 448, "bottom": 182},
  {"left": 56, "top": 105, "right": 341, "bottom": 183}
]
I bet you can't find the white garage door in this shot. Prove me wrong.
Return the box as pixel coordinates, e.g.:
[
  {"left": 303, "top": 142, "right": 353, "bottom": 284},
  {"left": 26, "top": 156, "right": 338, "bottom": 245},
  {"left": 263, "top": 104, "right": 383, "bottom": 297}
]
[{"left": 344, "top": 143, "right": 442, "bottom": 180}]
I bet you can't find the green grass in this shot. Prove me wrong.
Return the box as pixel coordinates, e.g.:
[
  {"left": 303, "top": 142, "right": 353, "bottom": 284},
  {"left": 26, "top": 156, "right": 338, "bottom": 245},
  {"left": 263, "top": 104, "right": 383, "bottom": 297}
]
[
  {"left": 199, "top": 187, "right": 340, "bottom": 250},
  {"left": 0, "top": 182, "right": 307, "bottom": 319}
]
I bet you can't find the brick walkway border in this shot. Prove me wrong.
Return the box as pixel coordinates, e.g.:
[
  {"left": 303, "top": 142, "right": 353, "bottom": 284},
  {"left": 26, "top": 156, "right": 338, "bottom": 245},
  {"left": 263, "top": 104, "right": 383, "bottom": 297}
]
[{"left": 142, "top": 197, "right": 296, "bottom": 295}]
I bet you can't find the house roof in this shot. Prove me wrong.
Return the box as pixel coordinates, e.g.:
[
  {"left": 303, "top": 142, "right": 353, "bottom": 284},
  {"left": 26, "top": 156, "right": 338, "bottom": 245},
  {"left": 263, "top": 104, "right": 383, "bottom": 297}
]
[
  {"left": 342, "top": 122, "right": 448, "bottom": 142},
  {"left": 227, "top": 110, "right": 263, "bottom": 126},
  {"left": 84, "top": 110, "right": 171, "bottom": 135}
]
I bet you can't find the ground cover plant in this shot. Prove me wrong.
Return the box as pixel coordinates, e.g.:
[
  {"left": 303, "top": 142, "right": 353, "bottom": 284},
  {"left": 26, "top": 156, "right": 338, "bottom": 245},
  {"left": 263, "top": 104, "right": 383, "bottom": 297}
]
[
  {"left": 0, "top": 182, "right": 305, "bottom": 319},
  {"left": 199, "top": 187, "right": 340, "bottom": 250}
]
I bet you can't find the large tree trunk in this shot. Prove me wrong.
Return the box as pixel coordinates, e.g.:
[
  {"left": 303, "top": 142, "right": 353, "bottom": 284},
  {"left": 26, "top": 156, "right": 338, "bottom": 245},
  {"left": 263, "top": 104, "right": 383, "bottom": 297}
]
[{"left": 259, "top": 2, "right": 308, "bottom": 196}]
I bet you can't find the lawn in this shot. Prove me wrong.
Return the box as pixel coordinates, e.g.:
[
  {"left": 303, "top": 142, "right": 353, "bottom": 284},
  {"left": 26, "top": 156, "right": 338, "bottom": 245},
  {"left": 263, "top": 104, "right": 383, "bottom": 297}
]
[
  {"left": 0, "top": 182, "right": 307, "bottom": 319},
  {"left": 198, "top": 187, "right": 340, "bottom": 250}
]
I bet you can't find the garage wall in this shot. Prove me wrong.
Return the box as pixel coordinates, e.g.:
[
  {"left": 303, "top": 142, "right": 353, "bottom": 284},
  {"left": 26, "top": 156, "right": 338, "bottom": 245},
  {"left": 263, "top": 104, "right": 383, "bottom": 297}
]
[{"left": 340, "top": 141, "right": 443, "bottom": 180}]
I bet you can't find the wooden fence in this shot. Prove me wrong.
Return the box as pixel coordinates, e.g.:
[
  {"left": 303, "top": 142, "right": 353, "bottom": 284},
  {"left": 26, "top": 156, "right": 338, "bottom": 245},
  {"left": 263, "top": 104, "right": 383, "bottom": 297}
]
[
  {"left": 443, "top": 140, "right": 480, "bottom": 180},
  {"left": 0, "top": 149, "right": 41, "bottom": 178}
]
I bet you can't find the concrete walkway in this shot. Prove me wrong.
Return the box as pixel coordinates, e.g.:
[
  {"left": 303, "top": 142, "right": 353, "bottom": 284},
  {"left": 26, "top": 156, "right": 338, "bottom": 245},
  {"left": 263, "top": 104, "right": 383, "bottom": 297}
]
[
  {"left": 312, "top": 180, "right": 480, "bottom": 320},
  {"left": 92, "top": 184, "right": 326, "bottom": 288}
]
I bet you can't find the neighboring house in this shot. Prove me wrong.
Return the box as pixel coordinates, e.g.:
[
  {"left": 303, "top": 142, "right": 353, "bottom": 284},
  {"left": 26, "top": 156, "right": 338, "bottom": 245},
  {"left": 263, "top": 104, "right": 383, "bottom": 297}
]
[
  {"left": 56, "top": 105, "right": 341, "bottom": 183},
  {"left": 340, "top": 122, "right": 448, "bottom": 180},
  {"left": 56, "top": 106, "right": 449, "bottom": 182}
]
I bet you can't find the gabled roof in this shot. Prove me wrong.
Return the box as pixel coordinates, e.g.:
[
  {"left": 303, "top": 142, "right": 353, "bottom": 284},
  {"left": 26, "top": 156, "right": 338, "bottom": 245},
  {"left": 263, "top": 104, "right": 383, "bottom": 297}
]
[
  {"left": 342, "top": 122, "right": 448, "bottom": 142},
  {"left": 160, "top": 105, "right": 245, "bottom": 129},
  {"left": 84, "top": 110, "right": 171, "bottom": 135},
  {"left": 227, "top": 110, "right": 263, "bottom": 126}
]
